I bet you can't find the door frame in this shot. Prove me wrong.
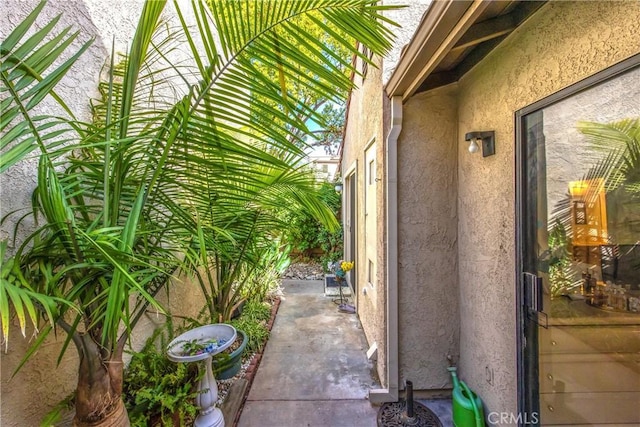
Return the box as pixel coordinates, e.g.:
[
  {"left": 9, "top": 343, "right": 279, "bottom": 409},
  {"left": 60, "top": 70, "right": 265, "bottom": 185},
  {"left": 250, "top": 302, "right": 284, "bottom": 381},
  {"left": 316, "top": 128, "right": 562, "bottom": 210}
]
[
  {"left": 344, "top": 161, "right": 358, "bottom": 302},
  {"left": 363, "top": 137, "right": 377, "bottom": 298},
  {"left": 515, "top": 53, "right": 640, "bottom": 424}
]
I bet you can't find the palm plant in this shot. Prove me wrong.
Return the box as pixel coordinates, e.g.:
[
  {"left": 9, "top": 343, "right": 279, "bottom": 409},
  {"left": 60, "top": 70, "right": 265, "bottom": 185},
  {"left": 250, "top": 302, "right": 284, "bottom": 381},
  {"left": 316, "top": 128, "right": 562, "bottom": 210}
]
[
  {"left": 1, "top": 0, "right": 396, "bottom": 424},
  {"left": 547, "top": 118, "right": 640, "bottom": 296},
  {"left": 577, "top": 119, "right": 640, "bottom": 194}
]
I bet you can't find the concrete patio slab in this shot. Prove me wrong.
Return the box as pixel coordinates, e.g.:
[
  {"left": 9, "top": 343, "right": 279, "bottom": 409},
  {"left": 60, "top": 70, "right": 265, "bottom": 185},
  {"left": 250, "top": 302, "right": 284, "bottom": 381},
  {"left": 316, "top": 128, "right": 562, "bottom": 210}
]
[
  {"left": 418, "top": 399, "right": 453, "bottom": 426},
  {"left": 238, "top": 400, "right": 378, "bottom": 427},
  {"left": 237, "top": 279, "right": 379, "bottom": 426},
  {"left": 236, "top": 278, "right": 453, "bottom": 426}
]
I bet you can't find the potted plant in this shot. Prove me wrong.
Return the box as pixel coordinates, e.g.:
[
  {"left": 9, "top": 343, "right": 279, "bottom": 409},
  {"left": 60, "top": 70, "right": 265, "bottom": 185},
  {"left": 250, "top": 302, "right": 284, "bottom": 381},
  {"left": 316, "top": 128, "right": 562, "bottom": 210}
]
[
  {"left": 333, "top": 260, "right": 355, "bottom": 312},
  {"left": 212, "top": 330, "right": 249, "bottom": 379}
]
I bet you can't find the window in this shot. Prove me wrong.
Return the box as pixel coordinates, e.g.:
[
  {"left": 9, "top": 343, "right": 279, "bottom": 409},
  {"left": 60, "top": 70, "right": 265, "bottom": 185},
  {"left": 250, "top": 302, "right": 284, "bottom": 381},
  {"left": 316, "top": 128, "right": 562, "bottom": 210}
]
[{"left": 361, "top": 44, "right": 373, "bottom": 81}]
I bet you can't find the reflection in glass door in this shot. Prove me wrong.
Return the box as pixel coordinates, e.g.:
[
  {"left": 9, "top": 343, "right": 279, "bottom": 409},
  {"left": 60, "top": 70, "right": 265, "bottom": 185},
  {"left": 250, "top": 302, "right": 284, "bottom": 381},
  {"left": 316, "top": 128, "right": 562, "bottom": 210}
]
[{"left": 519, "top": 60, "right": 640, "bottom": 425}]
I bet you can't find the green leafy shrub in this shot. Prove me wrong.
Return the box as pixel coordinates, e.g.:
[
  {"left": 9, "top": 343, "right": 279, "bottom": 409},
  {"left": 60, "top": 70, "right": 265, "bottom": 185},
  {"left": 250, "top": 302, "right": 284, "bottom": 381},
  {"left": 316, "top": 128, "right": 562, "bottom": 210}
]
[
  {"left": 121, "top": 298, "right": 275, "bottom": 425},
  {"left": 284, "top": 181, "right": 343, "bottom": 267},
  {"left": 240, "top": 240, "right": 291, "bottom": 304},
  {"left": 230, "top": 299, "right": 272, "bottom": 354},
  {"left": 123, "top": 324, "right": 201, "bottom": 427}
]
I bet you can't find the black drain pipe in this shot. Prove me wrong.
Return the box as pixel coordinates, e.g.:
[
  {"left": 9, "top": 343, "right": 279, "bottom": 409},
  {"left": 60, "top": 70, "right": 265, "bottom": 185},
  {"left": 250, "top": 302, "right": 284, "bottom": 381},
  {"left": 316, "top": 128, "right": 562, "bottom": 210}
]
[
  {"left": 377, "top": 378, "right": 443, "bottom": 426},
  {"left": 406, "top": 380, "right": 414, "bottom": 419}
]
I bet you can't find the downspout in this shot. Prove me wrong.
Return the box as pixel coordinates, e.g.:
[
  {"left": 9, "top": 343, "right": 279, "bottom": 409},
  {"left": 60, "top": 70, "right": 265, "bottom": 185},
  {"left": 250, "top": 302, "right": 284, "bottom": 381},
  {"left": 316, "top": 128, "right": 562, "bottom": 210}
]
[{"left": 369, "top": 95, "right": 402, "bottom": 403}]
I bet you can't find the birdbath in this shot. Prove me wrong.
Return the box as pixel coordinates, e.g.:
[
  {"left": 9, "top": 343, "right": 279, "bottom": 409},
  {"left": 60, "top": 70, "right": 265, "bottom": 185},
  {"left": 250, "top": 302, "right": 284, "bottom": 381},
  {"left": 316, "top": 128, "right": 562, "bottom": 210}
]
[{"left": 167, "top": 324, "right": 237, "bottom": 427}]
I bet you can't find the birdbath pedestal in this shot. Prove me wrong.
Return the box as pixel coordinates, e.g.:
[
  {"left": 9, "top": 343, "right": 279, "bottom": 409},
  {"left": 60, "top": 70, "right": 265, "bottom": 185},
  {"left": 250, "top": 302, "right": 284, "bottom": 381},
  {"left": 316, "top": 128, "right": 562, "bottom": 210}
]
[{"left": 167, "top": 324, "right": 237, "bottom": 427}]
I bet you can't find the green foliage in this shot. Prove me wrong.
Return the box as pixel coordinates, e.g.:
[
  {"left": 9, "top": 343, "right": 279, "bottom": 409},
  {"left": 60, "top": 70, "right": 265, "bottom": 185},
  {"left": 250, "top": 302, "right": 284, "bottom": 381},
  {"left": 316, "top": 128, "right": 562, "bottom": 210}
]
[
  {"left": 230, "top": 299, "right": 272, "bottom": 354},
  {"left": 123, "top": 324, "right": 201, "bottom": 427},
  {"left": 122, "top": 299, "right": 274, "bottom": 425},
  {"left": 241, "top": 242, "right": 291, "bottom": 303},
  {"left": 41, "top": 393, "right": 75, "bottom": 426},
  {"left": 187, "top": 236, "right": 290, "bottom": 323},
  {"left": 284, "top": 181, "right": 343, "bottom": 266},
  {"left": 1, "top": 0, "right": 397, "bottom": 421},
  {"left": 0, "top": 0, "right": 397, "bottom": 359},
  {"left": 576, "top": 118, "right": 640, "bottom": 194},
  {"left": 310, "top": 103, "right": 346, "bottom": 156},
  {"left": 548, "top": 220, "right": 579, "bottom": 298},
  {"left": 237, "top": 5, "right": 355, "bottom": 150}
]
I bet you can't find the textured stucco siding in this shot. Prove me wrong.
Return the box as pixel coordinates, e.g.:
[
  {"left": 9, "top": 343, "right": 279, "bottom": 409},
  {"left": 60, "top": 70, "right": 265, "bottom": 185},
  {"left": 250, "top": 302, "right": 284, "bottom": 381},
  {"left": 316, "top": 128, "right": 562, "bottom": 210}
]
[
  {"left": 0, "top": 2, "right": 207, "bottom": 425},
  {"left": 342, "top": 57, "right": 388, "bottom": 386},
  {"left": 397, "top": 84, "right": 459, "bottom": 392},
  {"left": 382, "top": 0, "right": 432, "bottom": 85},
  {"left": 456, "top": 0, "right": 640, "bottom": 418}
]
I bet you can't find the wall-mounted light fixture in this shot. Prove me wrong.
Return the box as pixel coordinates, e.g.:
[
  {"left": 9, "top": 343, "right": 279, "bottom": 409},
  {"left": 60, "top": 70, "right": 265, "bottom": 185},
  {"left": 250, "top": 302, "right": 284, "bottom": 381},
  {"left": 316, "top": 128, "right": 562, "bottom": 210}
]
[
  {"left": 334, "top": 182, "right": 343, "bottom": 193},
  {"left": 465, "top": 131, "right": 495, "bottom": 157}
]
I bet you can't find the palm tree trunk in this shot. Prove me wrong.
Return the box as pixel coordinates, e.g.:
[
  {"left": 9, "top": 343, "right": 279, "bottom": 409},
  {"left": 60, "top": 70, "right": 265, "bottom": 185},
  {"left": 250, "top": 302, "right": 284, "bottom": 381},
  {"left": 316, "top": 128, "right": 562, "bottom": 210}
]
[{"left": 72, "top": 335, "right": 129, "bottom": 427}]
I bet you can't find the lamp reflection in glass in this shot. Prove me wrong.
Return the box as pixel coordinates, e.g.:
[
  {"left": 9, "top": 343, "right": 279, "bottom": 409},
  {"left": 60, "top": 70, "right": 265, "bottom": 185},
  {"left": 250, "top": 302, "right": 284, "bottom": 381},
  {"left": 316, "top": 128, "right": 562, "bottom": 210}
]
[{"left": 465, "top": 131, "right": 495, "bottom": 157}]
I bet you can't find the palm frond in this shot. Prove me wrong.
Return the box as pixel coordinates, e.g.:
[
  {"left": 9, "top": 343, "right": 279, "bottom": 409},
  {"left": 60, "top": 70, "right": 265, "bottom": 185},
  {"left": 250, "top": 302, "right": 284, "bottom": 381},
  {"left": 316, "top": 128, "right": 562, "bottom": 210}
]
[
  {"left": 1, "top": 0, "right": 398, "bottom": 360},
  {"left": 0, "top": 0, "right": 92, "bottom": 172}
]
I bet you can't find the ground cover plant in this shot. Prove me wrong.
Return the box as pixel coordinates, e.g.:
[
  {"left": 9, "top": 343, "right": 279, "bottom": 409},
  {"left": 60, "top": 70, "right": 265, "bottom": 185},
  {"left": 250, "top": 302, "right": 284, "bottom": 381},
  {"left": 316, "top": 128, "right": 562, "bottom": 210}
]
[
  {"left": 122, "top": 297, "right": 274, "bottom": 427},
  {"left": 123, "top": 323, "right": 201, "bottom": 427}
]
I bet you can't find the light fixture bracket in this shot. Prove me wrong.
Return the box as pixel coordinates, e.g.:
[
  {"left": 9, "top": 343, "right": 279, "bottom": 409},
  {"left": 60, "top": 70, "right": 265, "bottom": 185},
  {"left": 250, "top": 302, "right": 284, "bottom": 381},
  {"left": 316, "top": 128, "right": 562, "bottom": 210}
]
[{"left": 464, "top": 131, "right": 495, "bottom": 157}]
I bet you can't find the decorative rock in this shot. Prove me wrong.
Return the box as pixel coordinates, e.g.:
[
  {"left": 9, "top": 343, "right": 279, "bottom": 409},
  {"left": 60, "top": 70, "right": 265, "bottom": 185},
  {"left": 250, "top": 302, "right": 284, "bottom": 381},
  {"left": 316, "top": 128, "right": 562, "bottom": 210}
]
[{"left": 282, "top": 261, "right": 325, "bottom": 280}]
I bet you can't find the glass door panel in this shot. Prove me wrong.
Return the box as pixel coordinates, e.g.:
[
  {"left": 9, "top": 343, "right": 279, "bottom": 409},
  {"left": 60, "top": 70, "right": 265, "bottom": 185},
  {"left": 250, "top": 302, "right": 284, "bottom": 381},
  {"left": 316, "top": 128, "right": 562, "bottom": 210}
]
[{"left": 521, "top": 63, "right": 640, "bottom": 425}]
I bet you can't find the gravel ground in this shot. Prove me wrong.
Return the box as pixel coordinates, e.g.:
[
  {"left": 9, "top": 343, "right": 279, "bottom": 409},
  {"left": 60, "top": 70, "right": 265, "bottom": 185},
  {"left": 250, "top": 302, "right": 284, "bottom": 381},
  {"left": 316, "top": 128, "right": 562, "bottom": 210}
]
[{"left": 281, "top": 260, "right": 325, "bottom": 280}]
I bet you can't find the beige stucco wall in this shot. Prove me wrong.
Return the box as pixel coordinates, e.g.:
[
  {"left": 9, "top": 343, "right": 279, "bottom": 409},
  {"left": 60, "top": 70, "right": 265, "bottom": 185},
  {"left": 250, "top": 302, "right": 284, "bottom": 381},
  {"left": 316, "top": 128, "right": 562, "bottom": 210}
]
[
  {"left": 382, "top": 0, "right": 432, "bottom": 84},
  {"left": 397, "top": 84, "right": 460, "bottom": 392},
  {"left": 455, "top": 0, "right": 640, "bottom": 419},
  {"left": 0, "top": 2, "right": 208, "bottom": 425},
  {"left": 340, "top": 0, "right": 438, "bottom": 392},
  {"left": 0, "top": 2, "right": 134, "bottom": 424},
  {"left": 342, "top": 57, "right": 389, "bottom": 386}
]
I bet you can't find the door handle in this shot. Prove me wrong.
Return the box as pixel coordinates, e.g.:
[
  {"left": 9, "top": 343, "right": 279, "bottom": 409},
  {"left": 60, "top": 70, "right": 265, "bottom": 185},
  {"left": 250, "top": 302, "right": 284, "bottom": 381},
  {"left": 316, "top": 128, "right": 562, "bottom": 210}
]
[
  {"left": 523, "top": 272, "right": 548, "bottom": 328},
  {"left": 523, "top": 272, "right": 543, "bottom": 312}
]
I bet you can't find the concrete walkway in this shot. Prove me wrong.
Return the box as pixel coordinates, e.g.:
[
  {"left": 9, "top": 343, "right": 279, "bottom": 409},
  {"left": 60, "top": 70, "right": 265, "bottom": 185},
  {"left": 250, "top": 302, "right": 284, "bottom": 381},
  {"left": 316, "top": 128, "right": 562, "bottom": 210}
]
[{"left": 237, "top": 279, "right": 380, "bottom": 427}]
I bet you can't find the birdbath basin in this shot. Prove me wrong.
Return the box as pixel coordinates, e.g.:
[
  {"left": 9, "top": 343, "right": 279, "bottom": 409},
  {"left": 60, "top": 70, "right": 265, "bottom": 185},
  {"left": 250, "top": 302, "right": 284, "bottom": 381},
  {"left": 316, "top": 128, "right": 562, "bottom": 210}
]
[{"left": 167, "top": 324, "right": 237, "bottom": 427}]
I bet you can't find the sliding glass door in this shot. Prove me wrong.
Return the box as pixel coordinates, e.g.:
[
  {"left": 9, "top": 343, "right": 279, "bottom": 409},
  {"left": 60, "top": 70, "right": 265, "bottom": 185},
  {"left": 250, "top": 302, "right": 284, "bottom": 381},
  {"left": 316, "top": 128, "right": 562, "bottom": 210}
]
[{"left": 518, "top": 56, "right": 640, "bottom": 426}]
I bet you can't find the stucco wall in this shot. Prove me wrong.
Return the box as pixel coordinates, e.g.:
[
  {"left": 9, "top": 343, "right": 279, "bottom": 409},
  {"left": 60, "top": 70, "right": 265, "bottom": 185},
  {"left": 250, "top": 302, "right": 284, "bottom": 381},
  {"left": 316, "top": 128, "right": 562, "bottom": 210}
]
[
  {"left": 397, "top": 84, "right": 459, "bottom": 392},
  {"left": 456, "top": 0, "right": 640, "bottom": 419},
  {"left": 340, "top": 0, "right": 440, "bottom": 391},
  {"left": 382, "top": 0, "right": 432, "bottom": 85},
  {"left": 342, "top": 57, "right": 388, "bottom": 386},
  {"left": 0, "top": 2, "right": 208, "bottom": 425},
  {"left": 0, "top": 2, "right": 134, "bottom": 424}
]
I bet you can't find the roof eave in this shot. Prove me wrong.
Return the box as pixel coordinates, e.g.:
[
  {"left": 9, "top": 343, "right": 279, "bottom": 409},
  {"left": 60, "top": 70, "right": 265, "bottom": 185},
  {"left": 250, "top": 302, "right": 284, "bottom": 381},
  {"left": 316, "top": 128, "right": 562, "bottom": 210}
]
[{"left": 385, "top": 0, "right": 490, "bottom": 101}]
